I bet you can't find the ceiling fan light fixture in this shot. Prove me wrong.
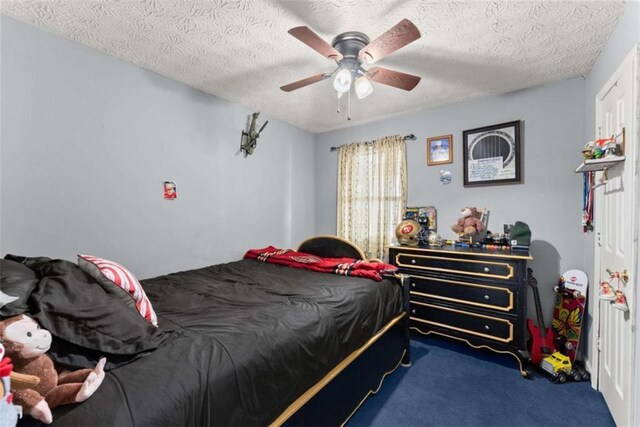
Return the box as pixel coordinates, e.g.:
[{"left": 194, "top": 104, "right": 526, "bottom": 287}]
[
  {"left": 355, "top": 75, "right": 373, "bottom": 99},
  {"left": 361, "top": 52, "right": 374, "bottom": 64},
  {"left": 333, "top": 68, "right": 352, "bottom": 94},
  {"left": 281, "top": 20, "right": 422, "bottom": 120}
]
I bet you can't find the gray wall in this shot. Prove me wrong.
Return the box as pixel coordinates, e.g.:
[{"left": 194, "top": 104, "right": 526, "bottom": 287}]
[
  {"left": 0, "top": 16, "right": 316, "bottom": 279},
  {"left": 315, "top": 77, "right": 586, "bottom": 320}
]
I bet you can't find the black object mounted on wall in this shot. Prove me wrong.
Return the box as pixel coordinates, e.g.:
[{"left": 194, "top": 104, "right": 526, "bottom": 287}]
[{"left": 240, "top": 112, "right": 269, "bottom": 157}]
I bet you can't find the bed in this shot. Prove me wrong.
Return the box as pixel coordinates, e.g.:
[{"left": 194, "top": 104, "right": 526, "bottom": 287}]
[{"left": 2, "top": 236, "right": 410, "bottom": 426}]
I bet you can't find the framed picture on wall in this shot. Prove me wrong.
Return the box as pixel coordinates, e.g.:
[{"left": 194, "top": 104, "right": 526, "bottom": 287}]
[
  {"left": 426, "top": 134, "right": 453, "bottom": 166},
  {"left": 163, "top": 181, "right": 177, "bottom": 200},
  {"left": 462, "top": 121, "right": 521, "bottom": 187}
]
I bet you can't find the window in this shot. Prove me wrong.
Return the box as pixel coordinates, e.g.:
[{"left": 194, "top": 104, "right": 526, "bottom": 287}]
[{"left": 337, "top": 135, "right": 407, "bottom": 259}]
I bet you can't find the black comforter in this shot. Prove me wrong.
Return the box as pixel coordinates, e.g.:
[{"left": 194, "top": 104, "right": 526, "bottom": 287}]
[{"left": 36, "top": 259, "right": 403, "bottom": 426}]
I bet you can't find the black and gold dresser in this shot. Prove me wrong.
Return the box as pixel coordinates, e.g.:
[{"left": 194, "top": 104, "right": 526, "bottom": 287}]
[{"left": 389, "top": 245, "right": 533, "bottom": 377}]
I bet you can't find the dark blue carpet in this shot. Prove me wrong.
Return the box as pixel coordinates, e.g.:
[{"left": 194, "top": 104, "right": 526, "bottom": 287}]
[{"left": 348, "top": 336, "right": 614, "bottom": 426}]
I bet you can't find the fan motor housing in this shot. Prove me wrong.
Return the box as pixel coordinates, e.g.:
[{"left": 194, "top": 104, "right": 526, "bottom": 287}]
[{"left": 331, "top": 31, "right": 370, "bottom": 60}]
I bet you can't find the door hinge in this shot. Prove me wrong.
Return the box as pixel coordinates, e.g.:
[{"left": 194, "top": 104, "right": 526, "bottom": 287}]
[{"left": 597, "top": 336, "right": 602, "bottom": 352}]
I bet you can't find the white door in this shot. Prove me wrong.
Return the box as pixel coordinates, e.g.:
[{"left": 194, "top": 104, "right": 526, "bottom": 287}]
[{"left": 593, "top": 46, "right": 637, "bottom": 427}]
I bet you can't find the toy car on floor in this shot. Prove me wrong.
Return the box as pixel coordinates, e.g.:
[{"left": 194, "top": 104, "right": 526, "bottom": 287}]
[{"left": 540, "top": 352, "right": 582, "bottom": 383}]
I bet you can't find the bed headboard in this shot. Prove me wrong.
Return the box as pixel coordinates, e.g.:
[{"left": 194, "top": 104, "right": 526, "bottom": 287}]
[{"left": 297, "top": 236, "right": 366, "bottom": 260}]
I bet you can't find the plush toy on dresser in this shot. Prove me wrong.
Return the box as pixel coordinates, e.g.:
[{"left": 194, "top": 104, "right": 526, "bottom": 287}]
[
  {"left": 0, "top": 315, "right": 106, "bottom": 424},
  {"left": 451, "top": 207, "right": 485, "bottom": 236}
]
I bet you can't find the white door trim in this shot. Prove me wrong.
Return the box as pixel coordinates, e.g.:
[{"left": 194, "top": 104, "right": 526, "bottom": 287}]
[
  {"left": 632, "top": 43, "right": 640, "bottom": 427},
  {"left": 591, "top": 43, "right": 639, "bottom": 425}
]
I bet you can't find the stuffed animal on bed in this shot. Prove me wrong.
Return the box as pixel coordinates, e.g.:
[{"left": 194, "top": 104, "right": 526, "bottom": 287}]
[{"left": 0, "top": 315, "right": 106, "bottom": 424}]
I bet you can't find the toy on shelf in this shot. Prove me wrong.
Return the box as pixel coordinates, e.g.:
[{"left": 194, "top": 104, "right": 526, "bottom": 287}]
[
  {"left": 575, "top": 131, "right": 625, "bottom": 232},
  {"left": 575, "top": 128, "right": 625, "bottom": 173},
  {"left": 600, "top": 269, "right": 630, "bottom": 312}
]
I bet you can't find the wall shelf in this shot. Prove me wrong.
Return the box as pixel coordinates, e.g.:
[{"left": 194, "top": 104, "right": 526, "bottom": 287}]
[{"left": 574, "top": 156, "right": 626, "bottom": 173}]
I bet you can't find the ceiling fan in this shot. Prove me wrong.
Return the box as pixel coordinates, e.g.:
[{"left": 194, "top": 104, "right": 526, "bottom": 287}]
[{"left": 280, "top": 19, "right": 422, "bottom": 111}]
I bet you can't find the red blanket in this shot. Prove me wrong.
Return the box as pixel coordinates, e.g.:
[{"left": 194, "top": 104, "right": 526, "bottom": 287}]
[{"left": 244, "top": 246, "right": 397, "bottom": 282}]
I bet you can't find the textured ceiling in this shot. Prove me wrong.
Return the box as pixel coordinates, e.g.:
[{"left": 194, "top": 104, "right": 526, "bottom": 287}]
[{"left": 1, "top": 1, "right": 628, "bottom": 133}]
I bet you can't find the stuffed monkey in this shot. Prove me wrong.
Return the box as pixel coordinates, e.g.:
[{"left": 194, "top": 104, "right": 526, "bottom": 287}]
[{"left": 0, "top": 315, "right": 106, "bottom": 424}]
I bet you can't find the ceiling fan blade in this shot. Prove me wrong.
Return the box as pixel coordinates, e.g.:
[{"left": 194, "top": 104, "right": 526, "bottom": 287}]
[
  {"left": 359, "top": 19, "right": 421, "bottom": 64},
  {"left": 280, "top": 73, "right": 329, "bottom": 92},
  {"left": 367, "top": 67, "right": 421, "bottom": 91},
  {"left": 288, "top": 26, "right": 343, "bottom": 60}
]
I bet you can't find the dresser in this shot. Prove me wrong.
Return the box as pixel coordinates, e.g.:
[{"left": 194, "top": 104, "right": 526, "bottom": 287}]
[{"left": 388, "top": 245, "right": 532, "bottom": 377}]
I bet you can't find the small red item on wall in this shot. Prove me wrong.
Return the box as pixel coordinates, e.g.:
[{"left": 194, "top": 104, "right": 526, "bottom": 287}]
[{"left": 163, "top": 181, "right": 177, "bottom": 200}]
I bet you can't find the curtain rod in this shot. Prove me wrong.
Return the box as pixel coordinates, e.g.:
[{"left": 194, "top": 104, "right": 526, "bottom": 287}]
[{"left": 329, "top": 134, "right": 416, "bottom": 152}]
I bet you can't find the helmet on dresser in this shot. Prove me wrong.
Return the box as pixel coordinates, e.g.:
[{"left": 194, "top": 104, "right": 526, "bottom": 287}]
[{"left": 395, "top": 219, "right": 421, "bottom": 246}]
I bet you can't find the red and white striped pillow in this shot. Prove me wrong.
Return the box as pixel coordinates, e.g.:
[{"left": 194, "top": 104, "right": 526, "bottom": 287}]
[{"left": 78, "top": 255, "right": 158, "bottom": 327}]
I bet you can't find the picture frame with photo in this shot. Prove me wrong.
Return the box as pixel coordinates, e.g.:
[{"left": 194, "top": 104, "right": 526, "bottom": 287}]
[
  {"left": 418, "top": 206, "right": 437, "bottom": 230},
  {"left": 426, "top": 134, "right": 453, "bottom": 166},
  {"left": 405, "top": 206, "right": 437, "bottom": 231},
  {"left": 462, "top": 121, "right": 521, "bottom": 187},
  {"left": 163, "top": 181, "right": 177, "bottom": 200}
]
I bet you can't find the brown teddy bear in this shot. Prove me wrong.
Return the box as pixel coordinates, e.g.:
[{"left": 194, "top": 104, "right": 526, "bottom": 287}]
[
  {"left": 451, "top": 207, "right": 485, "bottom": 236},
  {"left": 0, "top": 314, "right": 106, "bottom": 424}
]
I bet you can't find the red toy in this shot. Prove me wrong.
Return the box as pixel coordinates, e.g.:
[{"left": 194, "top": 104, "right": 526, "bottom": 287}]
[{"left": 526, "top": 268, "right": 555, "bottom": 366}]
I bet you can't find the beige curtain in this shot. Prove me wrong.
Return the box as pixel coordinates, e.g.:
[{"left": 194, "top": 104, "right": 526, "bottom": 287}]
[{"left": 337, "top": 135, "right": 407, "bottom": 260}]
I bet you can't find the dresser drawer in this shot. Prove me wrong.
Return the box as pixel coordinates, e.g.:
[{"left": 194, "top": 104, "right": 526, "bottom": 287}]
[
  {"left": 408, "top": 274, "right": 515, "bottom": 313},
  {"left": 410, "top": 301, "right": 514, "bottom": 343},
  {"left": 394, "top": 252, "right": 516, "bottom": 282}
]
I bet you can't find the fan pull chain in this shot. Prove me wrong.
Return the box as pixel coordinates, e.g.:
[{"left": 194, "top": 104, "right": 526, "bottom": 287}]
[
  {"left": 347, "top": 89, "right": 351, "bottom": 121},
  {"left": 337, "top": 94, "right": 341, "bottom": 114}
]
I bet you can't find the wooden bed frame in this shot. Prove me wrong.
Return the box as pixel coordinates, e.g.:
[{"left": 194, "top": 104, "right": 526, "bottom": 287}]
[{"left": 270, "top": 236, "right": 411, "bottom": 426}]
